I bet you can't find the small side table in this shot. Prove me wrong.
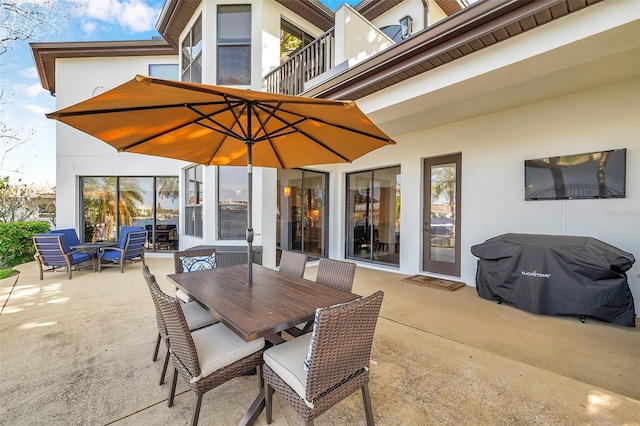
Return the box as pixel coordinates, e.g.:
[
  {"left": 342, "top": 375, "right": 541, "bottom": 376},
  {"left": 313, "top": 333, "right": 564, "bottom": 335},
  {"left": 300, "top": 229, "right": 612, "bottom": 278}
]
[{"left": 71, "top": 242, "right": 117, "bottom": 272}]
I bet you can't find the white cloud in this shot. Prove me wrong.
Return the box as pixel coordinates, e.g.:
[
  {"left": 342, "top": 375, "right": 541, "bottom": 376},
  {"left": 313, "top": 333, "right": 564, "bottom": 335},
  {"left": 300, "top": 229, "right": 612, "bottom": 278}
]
[
  {"left": 23, "top": 104, "right": 50, "bottom": 115},
  {"left": 12, "top": 83, "right": 48, "bottom": 98},
  {"left": 71, "top": 0, "right": 159, "bottom": 33},
  {"left": 20, "top": 67, "right": 39, "bottom": 79},
  {"left": 81, "top": 20, "right": 97, "bottom": 36},
  {"left": 26, "top": 83, "right": 47, "bottom": 98}
]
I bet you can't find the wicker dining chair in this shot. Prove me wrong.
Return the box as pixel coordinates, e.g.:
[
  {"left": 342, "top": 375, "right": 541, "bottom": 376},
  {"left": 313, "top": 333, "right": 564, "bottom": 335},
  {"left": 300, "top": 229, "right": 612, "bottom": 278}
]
[
  {"left": 263, "top": 290, "right": 384, "bottom": 426},
  {"left": 215, "top": 251, "right": 249, "bottom": 268},
  {"left": 149, "top": 270, "right": 265, "bottom": 426},
  {"left": 278, "top": 250, "right": 307, "bottom": 278},
  {"left": 285, "top": 257, "right": 357, "bottom": 338},
  {"left": 173, "top": 248, "right": 217, "bottom": 303},
  {"left": 142, "top": 266, "right": 217, "bottom": 386},
  {"left": 315, "top": 257, "right": 356, "bottom": 292}
]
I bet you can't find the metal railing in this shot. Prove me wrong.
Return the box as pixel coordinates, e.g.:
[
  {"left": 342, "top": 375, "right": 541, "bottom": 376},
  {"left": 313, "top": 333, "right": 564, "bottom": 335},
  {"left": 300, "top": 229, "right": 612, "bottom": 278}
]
[{"left": 264, "top": 28, "right": 335, "bottom": 96}]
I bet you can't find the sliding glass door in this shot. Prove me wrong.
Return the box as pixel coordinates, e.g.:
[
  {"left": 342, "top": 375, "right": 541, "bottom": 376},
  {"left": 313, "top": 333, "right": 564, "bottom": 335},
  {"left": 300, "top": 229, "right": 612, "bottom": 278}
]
[
  {"left": 346, "top": 166, "right": 401, "bottom": 266},
  {"left": 80, "top": 176, "right": 179, "bottom": 251},
  {"left": 277, "top": 169, "right": 328, "bottom": 261}
]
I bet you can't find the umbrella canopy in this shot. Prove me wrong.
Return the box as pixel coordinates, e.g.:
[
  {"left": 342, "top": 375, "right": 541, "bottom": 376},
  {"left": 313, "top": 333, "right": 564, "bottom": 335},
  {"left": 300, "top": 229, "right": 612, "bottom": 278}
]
[{"left": 47, "top": 75, "right": 396, "bottom": 284}]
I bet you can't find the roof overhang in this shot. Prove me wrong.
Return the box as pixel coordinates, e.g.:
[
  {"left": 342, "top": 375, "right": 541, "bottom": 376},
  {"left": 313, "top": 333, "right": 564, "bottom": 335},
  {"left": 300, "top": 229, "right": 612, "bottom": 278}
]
[
  {"left": 31, "top": 40, "right": 176, "bottom": 95},
  {"left": 303, "top": 0, "right": 606, "bottom": 100}
]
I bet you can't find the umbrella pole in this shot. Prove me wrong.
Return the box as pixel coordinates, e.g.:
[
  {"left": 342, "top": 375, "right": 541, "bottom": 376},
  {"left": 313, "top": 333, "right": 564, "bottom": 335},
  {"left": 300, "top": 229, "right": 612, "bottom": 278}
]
[{"left": 246, "top": 141, "right": 254, "bottom": 286}]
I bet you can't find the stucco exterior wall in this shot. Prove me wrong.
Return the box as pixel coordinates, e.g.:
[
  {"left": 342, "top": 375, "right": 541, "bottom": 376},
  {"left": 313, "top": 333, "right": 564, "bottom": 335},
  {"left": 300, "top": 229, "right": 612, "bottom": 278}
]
[{"left": 54, "top": 56, "right": 183, "bottom": 233}]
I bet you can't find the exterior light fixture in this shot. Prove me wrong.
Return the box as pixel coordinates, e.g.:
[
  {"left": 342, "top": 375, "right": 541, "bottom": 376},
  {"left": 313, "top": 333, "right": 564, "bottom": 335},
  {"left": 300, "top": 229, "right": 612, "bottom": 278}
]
[
  {"left": 400, "top": 15, "right": 413, "bottom": 39},
  {"left": 283, "top": 186, "right": 291, "bottom": 197}
]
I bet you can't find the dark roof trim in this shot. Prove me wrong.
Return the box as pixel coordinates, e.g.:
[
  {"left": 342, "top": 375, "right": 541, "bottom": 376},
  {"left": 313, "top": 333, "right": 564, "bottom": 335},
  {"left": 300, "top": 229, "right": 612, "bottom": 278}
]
[
  {"left": 304, "top": 0, "right": 603, "bottom": 100},
  {"left": 31, "top": 40, "right": 176, "bottom": 95},
  {"left": 354, "top": 0, "right": 404, "bottom": 21},
  {"left": 156, "top": 0, "right": 201, "bottom": 48},
  {"left": 275, "top": 0, "right": 335, "bottom": 31}
]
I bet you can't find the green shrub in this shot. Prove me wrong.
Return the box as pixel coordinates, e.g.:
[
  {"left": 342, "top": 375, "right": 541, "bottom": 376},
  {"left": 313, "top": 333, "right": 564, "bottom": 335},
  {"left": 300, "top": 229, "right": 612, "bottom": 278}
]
[{"left": 0, "top": 221, "right": 50, "bottom": 268}]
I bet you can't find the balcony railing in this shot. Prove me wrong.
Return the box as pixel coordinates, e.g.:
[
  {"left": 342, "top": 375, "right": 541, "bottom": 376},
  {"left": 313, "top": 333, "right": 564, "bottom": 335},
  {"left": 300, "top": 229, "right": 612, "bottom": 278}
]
[{"left": 264, "top": 28, "right": 335, "bottom": 96}]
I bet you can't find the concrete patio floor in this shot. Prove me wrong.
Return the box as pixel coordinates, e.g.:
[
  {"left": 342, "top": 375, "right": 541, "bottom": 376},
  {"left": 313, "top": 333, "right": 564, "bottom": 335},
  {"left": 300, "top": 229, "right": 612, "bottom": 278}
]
[{"left": 1, "top": 255, "right": 638, "bottom": 425}]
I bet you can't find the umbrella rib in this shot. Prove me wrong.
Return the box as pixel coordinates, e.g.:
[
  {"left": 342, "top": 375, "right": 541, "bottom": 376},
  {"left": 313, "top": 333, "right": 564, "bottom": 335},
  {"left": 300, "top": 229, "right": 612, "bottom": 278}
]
[
  {"left": 257, "top": 102, "right": 392, "bottom": 142},
  {"left": 251, "top": 103, "right": 285, "bottom": 168},
  {"left": 119, "top": 120, "right": 197, "bottom": 151},
  {"left": 226, "top": 97, "right": 250, "bottom": 141},
  {"left": 187, "top": 104, "right": 246, "bottom": 142},
  {"left": 251, "top": 104, "right": 352, "bottom": 163}
]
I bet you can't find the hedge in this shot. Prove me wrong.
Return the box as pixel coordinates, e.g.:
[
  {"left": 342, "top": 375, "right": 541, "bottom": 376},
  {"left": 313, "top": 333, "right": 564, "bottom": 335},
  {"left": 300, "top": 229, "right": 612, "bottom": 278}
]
[{"left": 0, "top": 221, "right": 50, "bottom": 268}]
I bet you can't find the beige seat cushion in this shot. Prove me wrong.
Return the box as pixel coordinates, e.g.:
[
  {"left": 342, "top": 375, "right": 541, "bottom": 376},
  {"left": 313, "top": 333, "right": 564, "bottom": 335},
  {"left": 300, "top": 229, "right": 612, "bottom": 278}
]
[
  {"left": 189, "top": 323, "right": 265, "bottom": 383},
  {"left": 182, "top": 301, "right": 217, "bottom": 330},
  {"left": 176, "top": 288, "right": 192, "bottom": 303},
  {"left": 263, "top": 333, "right": 313, "bottom": 408}
]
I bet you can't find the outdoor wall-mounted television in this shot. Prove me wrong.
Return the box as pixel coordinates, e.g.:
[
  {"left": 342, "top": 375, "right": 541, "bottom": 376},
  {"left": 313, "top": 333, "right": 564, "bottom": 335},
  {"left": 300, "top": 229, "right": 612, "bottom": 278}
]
[{"left": 524, "top": 148, "right": 626, "bottom": 200}]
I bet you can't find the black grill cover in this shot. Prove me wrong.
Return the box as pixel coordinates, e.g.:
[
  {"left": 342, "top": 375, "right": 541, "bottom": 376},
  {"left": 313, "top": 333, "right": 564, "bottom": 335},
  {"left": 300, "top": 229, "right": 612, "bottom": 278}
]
[{"left": 471, "top": 233, "right": 636, "bottom": 326}]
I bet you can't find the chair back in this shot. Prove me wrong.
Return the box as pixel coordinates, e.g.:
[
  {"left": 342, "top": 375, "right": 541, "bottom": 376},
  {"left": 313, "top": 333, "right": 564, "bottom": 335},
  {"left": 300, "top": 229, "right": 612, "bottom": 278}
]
[
  {"left": 33, "top": 234, "right": 68, "bottom": 267},
  {"left": 305, "top": 291, "right": 384, "bottom": 402},
  {"left": 173, "top": 248, "right": 217, "bottom": 273},
  {"left": 279, "top": 251, "right": 307, "bottom": 277},
  {"left": 118, "top": 226, "right": 145, "bottom": 249},
  {"left": 142, "top": 266, "right": 168, "bottom": 340},
  {"left": 316, "top": 258, "right": 356, "bottom": 292},
  {"left": 215, "top": 251, "right": 248, "bottom": 268},
  {"left": 148, "top": 269, "right": 201, "bottom": 379},
  {"left": 49, "top": 228, "right": 81, "bottom": 250},
  {"left": 120, "top": 230, "right": 147, "bottom": 260}
]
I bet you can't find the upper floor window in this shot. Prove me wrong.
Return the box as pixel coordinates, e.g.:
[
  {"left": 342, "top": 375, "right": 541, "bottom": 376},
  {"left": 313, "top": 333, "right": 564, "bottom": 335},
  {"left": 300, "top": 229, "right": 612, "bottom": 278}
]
[
  {"left": 217, "top": 5, "right": 251, "bottom": 85},
  {"left": 185, "top": 165, "right": 203, "bottom": 237},
  {"left": 182, "top": 15, "right": 202, "bottom": 82},
  {"left": 149, "top": 64, "right": 179, "bottom": 80},
  {"left": 280, "top": 19, "right": 314, "bottom": 63}
]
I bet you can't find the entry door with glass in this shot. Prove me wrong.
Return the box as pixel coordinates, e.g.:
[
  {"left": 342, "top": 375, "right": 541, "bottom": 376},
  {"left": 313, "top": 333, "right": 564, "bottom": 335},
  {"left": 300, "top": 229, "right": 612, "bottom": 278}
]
[{"left": 423, "top": 154, "right": 461, "bottom": 276}]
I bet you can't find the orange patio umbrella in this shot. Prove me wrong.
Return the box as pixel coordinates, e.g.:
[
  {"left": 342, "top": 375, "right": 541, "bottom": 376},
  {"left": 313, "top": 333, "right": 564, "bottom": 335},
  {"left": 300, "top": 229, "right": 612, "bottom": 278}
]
[{"left": 46, "top": 75, "right": 395, "bottom": 285}]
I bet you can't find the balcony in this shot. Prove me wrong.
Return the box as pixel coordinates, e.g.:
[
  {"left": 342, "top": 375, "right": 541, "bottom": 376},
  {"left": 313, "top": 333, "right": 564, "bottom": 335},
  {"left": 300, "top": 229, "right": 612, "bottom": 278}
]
[
  {"left": 264, "top": 5, "right": 394, "bottom": 96},
  {"left": 264, "top": 28, "right": 335, "bottom": 96}
]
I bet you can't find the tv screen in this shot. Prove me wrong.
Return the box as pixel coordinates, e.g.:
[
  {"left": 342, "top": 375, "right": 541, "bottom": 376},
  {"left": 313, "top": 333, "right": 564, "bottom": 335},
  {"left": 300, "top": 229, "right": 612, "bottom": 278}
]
[{"left": 525, "top": 149, "right": 626, "bottom": 200}]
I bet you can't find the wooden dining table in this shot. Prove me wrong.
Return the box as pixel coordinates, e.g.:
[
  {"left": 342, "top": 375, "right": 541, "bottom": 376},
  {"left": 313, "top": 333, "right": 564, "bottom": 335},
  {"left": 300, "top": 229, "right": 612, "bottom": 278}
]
[{"left": 166, "top": 263, "right": 360, "bottom": 425}]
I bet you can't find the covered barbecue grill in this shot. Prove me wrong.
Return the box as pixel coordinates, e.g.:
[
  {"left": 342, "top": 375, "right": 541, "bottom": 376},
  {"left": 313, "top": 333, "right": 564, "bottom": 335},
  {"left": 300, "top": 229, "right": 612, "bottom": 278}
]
[{"left": 471, "top": 233, "right": 636, "bottom": 327}]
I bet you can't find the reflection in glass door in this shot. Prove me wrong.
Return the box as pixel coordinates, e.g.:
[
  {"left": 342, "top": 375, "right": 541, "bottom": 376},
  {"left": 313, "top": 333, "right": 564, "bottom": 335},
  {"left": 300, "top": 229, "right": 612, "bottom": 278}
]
[
  {"left": 423, "top": 154, "right": 461, "bottom": 276},
  {"left": 80, "top": 176, "right": 179, "bottom": 251},
  {"left": 277, "top": 169, "right": 328, "bottom": 261},
  {"left": 346, "top": 166, "right": 400, "bottom": 266}
]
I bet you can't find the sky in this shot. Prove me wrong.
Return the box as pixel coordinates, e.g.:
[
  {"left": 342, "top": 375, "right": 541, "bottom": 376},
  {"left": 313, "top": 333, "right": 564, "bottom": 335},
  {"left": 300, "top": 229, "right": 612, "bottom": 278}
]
[{"left": 0, "top": 0, "right": 360, "bottom": 188}]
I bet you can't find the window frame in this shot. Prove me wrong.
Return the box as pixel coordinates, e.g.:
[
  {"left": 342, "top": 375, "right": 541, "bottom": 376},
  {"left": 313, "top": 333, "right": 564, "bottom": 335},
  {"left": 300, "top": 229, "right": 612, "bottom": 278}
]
[
  {"left": 181, "top": 14, "right": 202, "bottom": 83},
  {"left": 217, "top": 4, "right": 252, "bottom": 86},
  {"left": 217, "top": 166, "right": 247, "bottom": 240},
  {"left": 185, "top": 165, "right": 203, "bottom": 238}
]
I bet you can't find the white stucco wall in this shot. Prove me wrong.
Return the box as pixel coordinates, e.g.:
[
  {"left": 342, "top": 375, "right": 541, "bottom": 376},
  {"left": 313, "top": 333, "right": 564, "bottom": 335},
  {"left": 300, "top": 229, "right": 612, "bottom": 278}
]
[
  {"left": 332, "top": 77, "right": 639, "bottom": 311},
  {"left": 334, "top": 5, "right": 393, "bottom": 66},
  {"left": 326, "top": 0, "right": 640, "bottom": 311},
  {"left": 54, "top": 56, "right": 184, "bottom": 234}
]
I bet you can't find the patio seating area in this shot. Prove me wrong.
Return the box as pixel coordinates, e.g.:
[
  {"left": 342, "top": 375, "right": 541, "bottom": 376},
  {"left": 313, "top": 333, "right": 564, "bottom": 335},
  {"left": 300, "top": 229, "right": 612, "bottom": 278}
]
[{"left": 1, "top": 255, "right": 638, "bottom": 425}]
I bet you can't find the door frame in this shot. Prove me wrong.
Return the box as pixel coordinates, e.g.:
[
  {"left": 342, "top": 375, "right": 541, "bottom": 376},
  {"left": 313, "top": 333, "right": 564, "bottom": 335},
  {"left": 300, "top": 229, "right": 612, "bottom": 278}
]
[{"left": 423, "top": 153, "right": 461, "bottom": 276}]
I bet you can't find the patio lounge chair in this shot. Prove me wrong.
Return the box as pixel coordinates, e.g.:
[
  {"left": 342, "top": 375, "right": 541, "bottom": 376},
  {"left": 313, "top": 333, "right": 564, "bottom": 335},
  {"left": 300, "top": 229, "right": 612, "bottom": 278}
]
[
  {"left": 99, "top": 227, "right": 147, "bottom": 272},
  {"left": 33, "top": 233, "right": 91, "bottom": 280},
  {"left": 278, "top": 250, "right": 307, "bottom": 278},
  {"left": 142, "top": 266, "right": 217, "bottom": 386},
  {"left": 147, "top": 269, "right": 265, "bottom": 426},
  {"left": 264, "top": 290, "right": 384, "bottom": 425}
]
